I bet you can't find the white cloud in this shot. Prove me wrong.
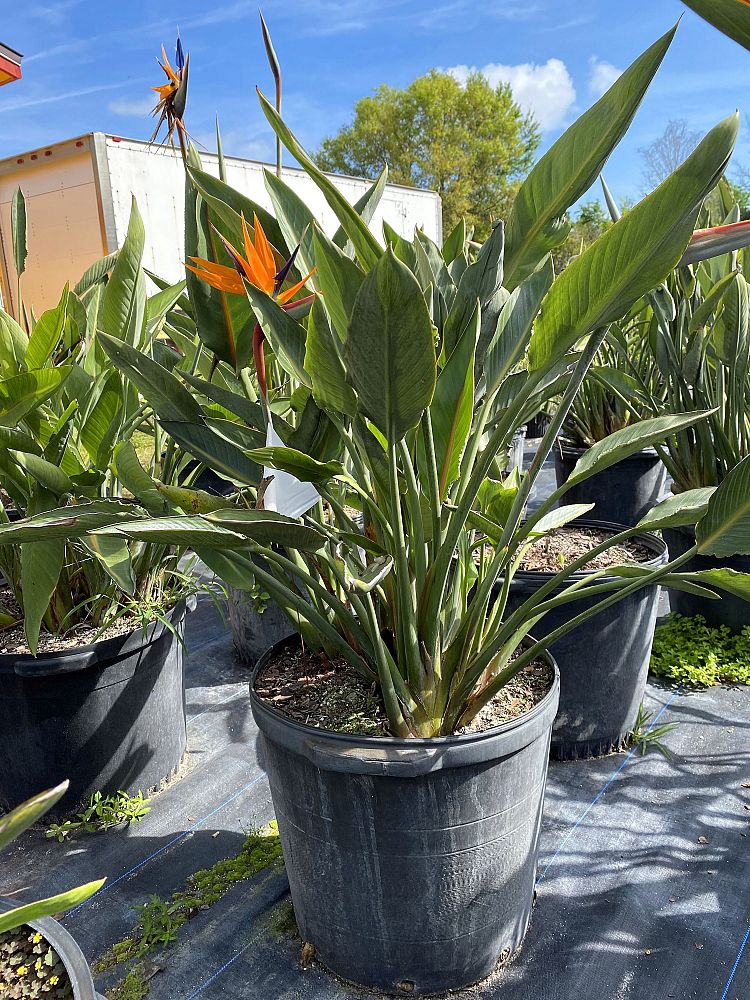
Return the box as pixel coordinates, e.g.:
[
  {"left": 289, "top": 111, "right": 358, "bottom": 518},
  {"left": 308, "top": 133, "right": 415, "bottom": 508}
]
[
  {"left": 108, "top": 96, "right": 156, "bottom": 117},
  {"left": 447, "top": 59, "right": 575, "bottom": 131},
  {"left": 588, "top": 57, "right": 622, "bottom": 98}
]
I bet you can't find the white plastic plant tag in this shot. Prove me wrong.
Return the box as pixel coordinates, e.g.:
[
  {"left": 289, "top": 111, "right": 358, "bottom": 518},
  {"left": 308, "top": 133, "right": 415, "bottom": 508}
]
[{"left": 262, "top": 423, "right": 320, "bottom": 518}]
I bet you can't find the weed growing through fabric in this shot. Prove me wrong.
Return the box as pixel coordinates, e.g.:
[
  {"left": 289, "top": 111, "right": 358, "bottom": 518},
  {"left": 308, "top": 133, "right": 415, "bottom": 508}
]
[
  {"left": 94, "top": 823, "right": 283, "bottom": 978},
  {"left": 650, "top": 615, "right": 750, "bottom": 687},
  {"left": 46, "top": 791, "right": 151, "bottom": 842},
  {"left": 108, "top": 963, "right": 150, "bottom": 1000},
  {"left": 628, "top": 702, "right": 678, "bottom": 759}
]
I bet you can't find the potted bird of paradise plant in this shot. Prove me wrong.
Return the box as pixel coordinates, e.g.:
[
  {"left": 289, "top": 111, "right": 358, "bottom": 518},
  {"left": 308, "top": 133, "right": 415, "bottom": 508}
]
[{"left": 8, "top": 22, "right": 750, "bottom": 997}]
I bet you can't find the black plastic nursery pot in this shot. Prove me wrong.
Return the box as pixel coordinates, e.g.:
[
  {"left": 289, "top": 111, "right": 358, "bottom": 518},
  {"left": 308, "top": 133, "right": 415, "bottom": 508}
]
[
  {"left": 663, "top": 524, "right": 750, "bottom": 629},
  {"left": 554, "top": 442, "right": 667, "bottom": 526},
  {"left": 0, "top": 897, "right": 98, "bottom": 1000},
  {"left": 0, "top": 599, "right": 193, "bottom": 814},
  {"left": 504, "top": 519, "right": 667, "bottom": 760},
  {"left": 249, "top": 636, "right": 560, "bottom": 995}
]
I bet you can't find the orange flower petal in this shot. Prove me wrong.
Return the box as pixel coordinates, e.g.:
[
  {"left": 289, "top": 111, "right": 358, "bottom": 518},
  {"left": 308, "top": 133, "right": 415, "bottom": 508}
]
[
  {"left": 240, "top": 215, "right": 272, "bottom": 291},
  {"left": 253, "top": 214, "right": 276, "bottom": 276},
  {"left": 185, "top": 263, "right": 244, "bottom": 294},
  {"left": 277, "top": 269, "right": 317, "bottom": 305},
  {"left": 160, "top": 46, "right": 180, "bottom": 84}
]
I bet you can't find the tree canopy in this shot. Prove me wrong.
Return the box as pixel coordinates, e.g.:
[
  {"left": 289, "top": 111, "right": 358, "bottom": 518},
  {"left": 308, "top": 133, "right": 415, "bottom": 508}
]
[{"left": 315, "top": 70, "right": 540, "bottom": 237}]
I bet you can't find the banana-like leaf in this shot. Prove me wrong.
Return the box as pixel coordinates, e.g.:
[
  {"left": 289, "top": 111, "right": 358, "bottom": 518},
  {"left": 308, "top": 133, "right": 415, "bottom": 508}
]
[
  {"left": 606, "top": 564, "right": 720, "bottom": 598},
  {"left": 25, "top": 285, "right": 69, "bottom": 370},
  {"left": 485, "top": 257, "right": 553, "bottom": 395},
  {"left": 206, "top": 508, "right": 328, "bottom": 551},
  {"left": 431, "top": 301, "right": 477, "bottom": 497},
  {"left": 531, "top": 115, "right": 739, "bottom": 371},
  {"left": 264, "top": 170, "right": 318, "bottom": 284},
  {"left": 346, "top": 247, "right": 436, "bottom": 441},
  {"left": 181, "top": 372, "right": 264, "bottom": 429},
  {"left": 80, "top": 370, "right": 123, "bottom": 469},
  {"left": 443, "top": 219, "right": 467, "bottom": 264},
  {"left": 505, "top": 27, "right": 676, "bottom": 288},
  {"left": 98, "top": 332, "right": 203, "bottom": 423},
  {"left": 0, "top": 504, "right": 142, "bottom": 543},
  {"left": 242, "top": 282, "right": 310, "bottom": 386},
  {"left": 636, "top": 487, "right": 716, "bottom": 531},
  {"left": 0, "top": 782, "right": 68, "bottom": 852},
  {"left": 304, "top": 298, "right": 356, "bottom": 415},
  {"left": 160, "top": 420, "right": 261, "bottom": 487},
  {"left": 82, "top": 533, "right": 136, "bottom": 594},
  {"left": 11, "top": 187, "right": 27, "bottom": 279},
  {"left": 311, "top": 227, "right": 364, "bottom": 342},
  {"left": 155, "top": 484, "right": 230, "bottom": 514},
  {"left": 95, "top": 516, "right": 249, "bottom": 548},
  {"left": 100, "top": 198, "right": 146, "bottom": 346},
  {"left": 186, "top": 164, "right": 286, "bottom": 256},
  {"left": 530, "top": 114, "right": 739, "bottom": 370},
  {"left": 0, "top": 310, "right": 28, "bottom": 374},
  {"left": 332, "top": 166, "right": 388, "bottom": 251},
  {"left": 0, "top": 881, "right": 106, "bottom": 935},
  {"left": 247, "top": 445, "right": 345, "bottom": 484},
  {"left": 530, "top": 503, "right": 596, "bottom": 535},
  {"left": 74, "top": 251, "right": 119, "bottom": 296},
  {"left": 696, "top": 455, "right": 750, "bottom": 556},
  {"left": 21, "top": 539, "right": 64, "bottom": 654},
  {"left": 563, "top": 413, "right": 715, "bottom": 490},
  {"left": 681, "top": 0, "right": 750, "bottom": 50},
  {"left": 257, "top": 89, "right": 383, "bottom": 270},
  {"left": 112, "top": 441, "right": 165, "bottom": 515},
  {"left": 10, "top": 451, "right": 74, "bottom": 496},
  {"left": 684, "top": 567, "right": 750, "bottom": 601}
]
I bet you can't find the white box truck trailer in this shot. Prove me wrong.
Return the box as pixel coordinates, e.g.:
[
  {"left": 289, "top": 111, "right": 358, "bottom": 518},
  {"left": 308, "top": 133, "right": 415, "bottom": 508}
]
[{"left": 0, "top": 132, "right": 442, "bottom": 317}]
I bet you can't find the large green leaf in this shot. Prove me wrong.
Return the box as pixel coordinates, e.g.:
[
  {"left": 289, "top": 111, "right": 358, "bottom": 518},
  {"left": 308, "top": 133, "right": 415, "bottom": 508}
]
[
  {"left": 257, "top": 89, "right": 383, "bottom": 270},
  {"left": 246, "top": 445, "right": 345, "bottom": 484},
  {"left": 264, "top": 169, "right": 318, "bottom": 283},
  {"left": 431, "top": 301, "right": 477, "bottom": 497},
  {"left": 696, "top": 455, "right": 750, "bottom": 556},
  {"left": 311, "top": 227, "right": 364, "bottom": 342},
  {"left": 80, "top": 371, "right": 123, "bottom": 468},
  {"left": 636, "top": 488, "right": 716, "bottom": 531},
  {"left": 73, "top": 251, "right": 119, "bottom": 296},
  {"left": 159, "top": 420, "right": 261, "bottom": 486},
  {"left": 681, "top": 0, "right": 750, "bottom": 50},
  {"left": 0, "top": 369, "right": 71, "bottom": 427},
  {"left": 98, "top": 333, "right": 203, "bottom": 423},
  {"left": 0, "top": 882, "right": 106, "bottom": 935},
  {"left": 504, "top": 27, "right": 676, "bottom": 288},
  {"left": 25, "top": 285, "right": 69, "bottom": 370},
  {"left": 0, "top": 310, "right": 28, "bottom": 374},
  {"left": 563, "top": 413, "right": 715, "bottom": 489},
  {"left": 180, "top": 372, "right": 264, "bottom": 428},
  {"left": 10, "top": 451, "right": 73, "bottom": 496},
  {"left": 685, "top": 567, "right": 750, "bottom": 601},
  {"left": 485, "top": 257, "right": 553, "bottom": 395},
  {"left": 346, "top": 247, "right": 436, "bottom": 441},
  {"left": 100, "top": 197, "right": 146, "bottom": 346},
  {"left": 529, "top": 114, "right": 739, "bottom": 370},
  {"left": 0, "top": 504, "right": 141, "bottom": 543},
  {"left": 11, "top": 187, "right": 27, "bottom": 279},
  {"left": 206, "top": 509, "right": 327, "bottom": 551},
  {"left": 96, "top": 516, "right": 249, "bottom": 548},
  {"left": 21, "top": 538, "right": 64, "bottom": 654},
  {"left": 82, "top": 533, "right": 136, "bottom": 594},
  {"left": 304, "top": 298, "right": 356, "bottom": 415},
  {"left": 243, "top": 282, "right": 311, "bottom": 387},
  {"left": 332, "top": 166, "right": 388, "bottom": 250}
]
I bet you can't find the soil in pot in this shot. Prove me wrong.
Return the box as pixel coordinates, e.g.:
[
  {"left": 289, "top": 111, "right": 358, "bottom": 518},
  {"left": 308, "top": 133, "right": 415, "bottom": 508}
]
[
  {"left": 254, "top": 643, "right": 553, "bottom": 737},
  {"left": 0, "top": 926, "right": 73, "bottom": 999},
  {"left": 250, "top": 636, "right": 559, "bottom": 995},
  {"left": 554, "top": 442, "right": 667, "bottom": 525},
  {"left": 503, "top": 520, "right": 666, "bottom": 760},
  {"left": 0, "top": 599, "right": 192, "bottom": 814}
]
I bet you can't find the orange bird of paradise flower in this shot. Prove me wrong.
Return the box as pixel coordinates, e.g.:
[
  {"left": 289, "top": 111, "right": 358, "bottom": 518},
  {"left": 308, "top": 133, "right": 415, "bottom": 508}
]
[
  {"left": 151, "top": 34, "right": 189, "bottom": 148},
  {"left": 187, "top": 213, "right": 315, "bottom": 392}
]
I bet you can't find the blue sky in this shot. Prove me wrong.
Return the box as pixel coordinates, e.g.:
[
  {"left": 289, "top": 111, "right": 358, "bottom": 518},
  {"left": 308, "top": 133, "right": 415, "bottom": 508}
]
[{"left": 1, "top": 0, "right": 748, "bottom": 205}]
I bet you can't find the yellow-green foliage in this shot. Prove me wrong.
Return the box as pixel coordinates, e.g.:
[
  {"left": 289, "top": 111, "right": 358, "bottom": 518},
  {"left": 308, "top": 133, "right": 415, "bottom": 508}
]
[{"left": 650, "top": 615, "right": 750, "bottom": 687}]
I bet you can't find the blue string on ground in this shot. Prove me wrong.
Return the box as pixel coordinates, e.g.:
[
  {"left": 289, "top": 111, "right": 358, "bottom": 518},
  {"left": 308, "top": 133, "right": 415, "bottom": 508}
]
[
  {"left": 66, "top": 772, "right": 268, "bottom": 919},
  {"left": 720, "top": 920, "right": 750, "bottom": 1000}
]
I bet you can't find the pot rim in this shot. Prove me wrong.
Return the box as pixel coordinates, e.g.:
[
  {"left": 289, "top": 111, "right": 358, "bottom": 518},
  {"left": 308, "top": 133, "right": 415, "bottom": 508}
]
[
  {"left": 0, "top": 595, "right": 194, "bottom": 674},
  {"left": 510, "top": 517, "right": 667, "bottom": 585},
  {"left": 249, "top": 635, "right": 560, "bottom": 776},
  {"left": 556, "top": 439, "right": 660, "bottom": 460},
  {"left": 0, "top": 897, "right": 96, "bottom": 1000}
]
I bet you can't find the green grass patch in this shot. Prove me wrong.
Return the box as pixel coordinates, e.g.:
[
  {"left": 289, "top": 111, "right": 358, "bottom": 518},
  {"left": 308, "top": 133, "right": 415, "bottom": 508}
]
[{"left": 650, "top": 615, "right": 750, "bottom": 687}]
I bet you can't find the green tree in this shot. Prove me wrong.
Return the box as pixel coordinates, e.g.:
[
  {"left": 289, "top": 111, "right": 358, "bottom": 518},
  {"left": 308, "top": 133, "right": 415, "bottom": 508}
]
[
  {"left": 552, "top": 199, "right": 615, "bottom": 273},
  {"left": 315, "top": 70, "right": 540, "bottom": 237}
]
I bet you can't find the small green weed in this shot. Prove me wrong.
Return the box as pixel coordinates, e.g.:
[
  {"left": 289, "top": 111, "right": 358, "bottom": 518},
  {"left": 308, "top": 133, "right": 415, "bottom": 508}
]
[
  {"left": 94, "top": 822, "right": 283, "bottom": 976},
  {"left": 46, "top": 791, "right": 151, "bottom": 842},
  {"left": 628, "top": 702, "right": 678, "bottom": 760},
  {"left": 650, "top": 614, "right": 750, "bottom": 687},
  {"left": 108, "top": 963, "right": 150, "bottom": 1000}
]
